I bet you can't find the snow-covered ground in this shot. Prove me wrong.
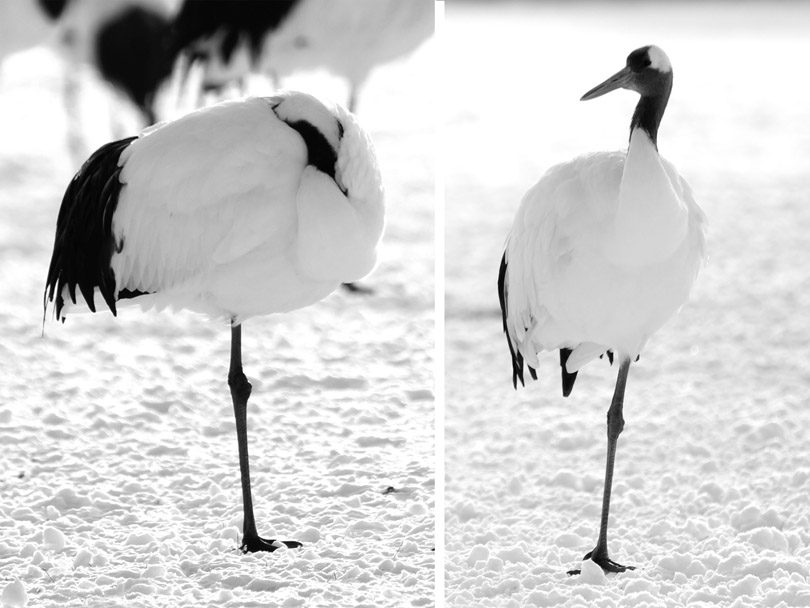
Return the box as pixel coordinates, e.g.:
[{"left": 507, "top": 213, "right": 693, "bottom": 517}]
[
  {"left": 445, "top": 2, "right": 810, "bottom": 606},
  {"left": 0, "top": 32, "right": 435, "bottom": 608}
]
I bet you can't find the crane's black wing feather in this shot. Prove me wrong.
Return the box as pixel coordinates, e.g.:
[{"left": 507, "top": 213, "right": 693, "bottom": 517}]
[
  {"left": 44, "top": 136, "right": 138, "bottom": 322},
  {"left": 499, "top": 252, "right": 579, "bottom": 396},
  {"left": 498, "top": 252, "right": 536, "bottom": 389}
]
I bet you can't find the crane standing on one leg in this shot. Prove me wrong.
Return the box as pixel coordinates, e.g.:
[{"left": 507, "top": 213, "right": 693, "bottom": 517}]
[
  {"left": 498, "top": 45, "right": 707, "bottom": 574},
  {"left": 44, "top": 91, "right": 385, "bottom": 552}
]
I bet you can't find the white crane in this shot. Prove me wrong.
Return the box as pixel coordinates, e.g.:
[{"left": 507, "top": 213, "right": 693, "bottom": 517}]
[
  {"left": 498, "top": 45, "right": 707, "bottom": 574},
  {"left": 44, "top": 91, "right": 385, "bottom": 552}
]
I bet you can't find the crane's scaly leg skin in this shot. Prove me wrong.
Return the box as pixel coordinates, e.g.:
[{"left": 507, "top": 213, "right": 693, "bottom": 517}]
[
  {"left": 229, "top": 324, "right": 302, "bottom": 554},
  {"left": 567, "top": 359, "right": 635, "bottom": 576}
]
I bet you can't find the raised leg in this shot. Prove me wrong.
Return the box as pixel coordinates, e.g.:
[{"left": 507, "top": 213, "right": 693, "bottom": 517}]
[
  {"left": 347, "top": 85, "right": 359, "bottom": 115},
  {"left": 229, "top": 323, "right": 301, "bottom": 553},
  {"left": 568, "top": 357, "right": 635, "bottom": 575}
]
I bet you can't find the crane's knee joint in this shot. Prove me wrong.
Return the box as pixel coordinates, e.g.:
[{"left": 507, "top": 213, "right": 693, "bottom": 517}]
[
  {"left": 228, "top": 370, "right": 252, "bottom": 399},
  {"left": 606, "top": 409, "right": 625, "bottom": 437}
]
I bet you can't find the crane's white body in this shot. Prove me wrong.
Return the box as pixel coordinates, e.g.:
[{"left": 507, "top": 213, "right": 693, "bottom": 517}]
[
  {"left": 58, "top": 92, "right": 384, "bottom": 323},
  {"left": 503, "top": 129, "right": 706, "bottom": 373}
]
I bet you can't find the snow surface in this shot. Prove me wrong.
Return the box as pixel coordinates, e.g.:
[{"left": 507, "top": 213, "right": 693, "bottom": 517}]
[
  {"left": 0, "top": 35, "right": 435, "bottom": 608},
  {"left": 445, "top": 2, "right": 810, "bottom": 606}
]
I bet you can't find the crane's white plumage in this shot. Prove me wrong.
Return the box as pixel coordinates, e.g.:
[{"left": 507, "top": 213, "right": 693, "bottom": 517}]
[
  {"left": 500, "top": 44, "right": 706, "bottom": 383},
  {"left": 498, "top": 45, "right": 706, "bottom": 574},
  {"left": 504, "top": 128, "right": 705, "bottom": 373},
  {"left": 44, "top": 89, "right": 384, "bottom": 554},
  {"left": 48, "top": 91, "right": 384, "bottom": 323}
]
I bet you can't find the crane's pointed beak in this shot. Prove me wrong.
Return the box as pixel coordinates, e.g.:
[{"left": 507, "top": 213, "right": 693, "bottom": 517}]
[{"left": 580, "top": 65, "right": 634, "bottom": 101}]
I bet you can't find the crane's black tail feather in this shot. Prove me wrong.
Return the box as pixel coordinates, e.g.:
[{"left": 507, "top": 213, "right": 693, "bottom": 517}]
[
  {"left": 499, "top": 253, "right": 579, "bottom": 396},
  {"left": 559, "top": 348, "right": 578, "bottom": 397},
  {"left": 498, "top": 252, "right": 528, "bottom": 389},
  {"left": 44, "top": 136, "right": 138, "bottom": 322}
]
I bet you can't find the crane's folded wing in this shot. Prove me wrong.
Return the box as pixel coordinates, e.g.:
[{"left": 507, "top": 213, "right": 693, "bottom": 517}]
[{"left": 112, "top": 98, "right": 308, "bottom": 295}]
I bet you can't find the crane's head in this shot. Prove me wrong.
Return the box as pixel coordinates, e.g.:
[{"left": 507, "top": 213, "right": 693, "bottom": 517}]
[
  {"left": 580, "top": 45, "right": 672, "bottom": 102},
  {"left": 268, "top": 91, "right": 384, "bottom": 241},
  {"left": 271, "top": 91, "right": 343, "bottom": 157}
]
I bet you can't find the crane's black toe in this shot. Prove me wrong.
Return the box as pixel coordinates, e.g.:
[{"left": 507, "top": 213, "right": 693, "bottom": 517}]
[{"left": 567, "top": 550, "right": 635, "bottom": 575}]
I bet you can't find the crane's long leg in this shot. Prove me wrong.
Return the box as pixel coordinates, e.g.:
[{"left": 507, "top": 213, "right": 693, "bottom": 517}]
[
  {"left": 228, "top": 323, "right": 302, "bottom": 553},
  {"left": 347, "top": 84, "right": 359, "bottom": 115},
  {"left": 569, "top": 357, "right": 635, "bottom": 575}
]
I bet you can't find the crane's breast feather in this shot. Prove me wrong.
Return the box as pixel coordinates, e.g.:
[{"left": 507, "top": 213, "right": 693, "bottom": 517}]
[{"left": 294, "top": 166, "right": 382, "bottom": 282}]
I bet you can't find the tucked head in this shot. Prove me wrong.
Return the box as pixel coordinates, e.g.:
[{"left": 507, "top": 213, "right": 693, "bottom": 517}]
[
  {"left": 580, "top": 45, "right": 673, "bottom": 101},
  {"left": 270, "top": 91, "right": 343, "bottom": 154}
]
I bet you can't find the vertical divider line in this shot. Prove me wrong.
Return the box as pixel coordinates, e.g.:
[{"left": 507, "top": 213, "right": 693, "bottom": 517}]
[{"left": 433, "top": 0, "right": 446, "bottom": 605}]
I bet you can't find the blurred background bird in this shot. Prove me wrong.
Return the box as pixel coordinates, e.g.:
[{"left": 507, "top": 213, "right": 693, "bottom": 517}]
[
  {"left": 170, "top": 0, "right": 434, "bottom": 114},
  {"left": 0, "top": 1, "right": 64, "bottom": 64},
  {"left": 1, "top": 0, "right": 180, "bottom": 162},
  {"left": 1, "top": 0, "right": 432, "bottom": 154}
]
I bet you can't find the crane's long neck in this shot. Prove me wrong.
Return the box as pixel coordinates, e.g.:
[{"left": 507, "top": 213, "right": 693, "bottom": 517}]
[
  {"left": 609, "top": 102, "right": 688, "bottom": 268},
  {"left": 629, "top": 77, "right": 672, "bottom": 149}
]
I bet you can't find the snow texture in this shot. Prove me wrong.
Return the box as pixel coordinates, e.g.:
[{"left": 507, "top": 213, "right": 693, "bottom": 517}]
[
  {"left": 0, "top": 34, "right": 434, "bottom": 608},
  {"left": 446, "top": 2, "right": 810, "bottom": 606}
]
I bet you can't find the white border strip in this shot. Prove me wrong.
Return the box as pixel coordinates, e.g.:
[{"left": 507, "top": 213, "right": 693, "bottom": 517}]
[{"left": 433, "top": 1, "right": 446, "bottom": 605}]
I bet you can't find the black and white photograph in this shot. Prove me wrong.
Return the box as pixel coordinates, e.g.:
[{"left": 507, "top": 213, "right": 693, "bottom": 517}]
[
  {"left": 1, "top": 0, "right": 434, "bottom": 606},
  {"left": 445, "top": 1, "right": 810, "bottom": 606},
  {"left": 3, "top": 1, "right": 810, "bottom": 607}
]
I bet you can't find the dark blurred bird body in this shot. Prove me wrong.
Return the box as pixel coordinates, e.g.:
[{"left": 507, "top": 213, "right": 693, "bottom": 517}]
[{"left": 56, "top": 0, "right": 176, "bottom": 126}]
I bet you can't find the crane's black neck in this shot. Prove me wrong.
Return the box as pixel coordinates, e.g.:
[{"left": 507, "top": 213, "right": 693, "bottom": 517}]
[{"left": 629, "top": 77, "right": 672, "bottom": 150}]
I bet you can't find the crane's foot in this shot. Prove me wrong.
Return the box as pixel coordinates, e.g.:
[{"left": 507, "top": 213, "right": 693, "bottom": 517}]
[
  {"left": 566, "top": 549, "right": 635, "bottom": 575},
  {"left": 341, "top": 282, "right": 374, "bottom": 295},
  {"left": 240, "top": 534, "right": 303, "bottom": 554}
]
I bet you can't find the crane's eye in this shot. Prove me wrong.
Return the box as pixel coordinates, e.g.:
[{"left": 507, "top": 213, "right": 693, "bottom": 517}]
[{"left": 643, "top": 59, "right": 652, "bottom": 67}]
